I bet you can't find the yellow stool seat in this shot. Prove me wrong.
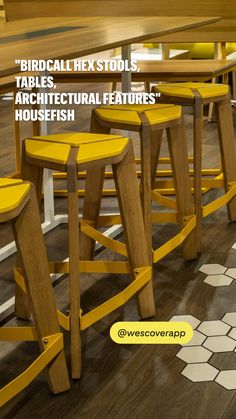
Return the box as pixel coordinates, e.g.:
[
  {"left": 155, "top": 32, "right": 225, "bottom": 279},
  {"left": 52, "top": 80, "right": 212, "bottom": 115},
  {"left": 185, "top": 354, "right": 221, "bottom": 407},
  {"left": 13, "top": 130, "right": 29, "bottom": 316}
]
[
  {"left": 25, "top": 134, "right": 129, "bottom": 165},
  {"left": 95, "top": 104, "right": 181, "bottom": 126},
  {"left": 0, "top": 179, "right": 30, "bottom": 214},
  {"left": 32, "top": 132, "right": 123, "bottom": 146},
  {"left": 0, "top": 178, "right": 23, "bottom": 187},
  {"left": 156, "top": 82, "right": 229, "bottom": 99}
]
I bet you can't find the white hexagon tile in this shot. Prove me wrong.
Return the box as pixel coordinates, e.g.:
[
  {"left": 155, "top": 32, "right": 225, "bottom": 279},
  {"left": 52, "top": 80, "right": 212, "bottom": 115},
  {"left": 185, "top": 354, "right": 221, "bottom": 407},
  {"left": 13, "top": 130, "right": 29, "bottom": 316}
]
[
  {"left": 215, "top": 371, "right": 236, "bottom": 390},
  {"left": 225, "top": 269, "right": 236, "bottom": 279},
  {"left": 199, "top": 264, "right": 227, "bottom": 275},
  {"left": 197, "top": 320, "right": 230, "bottom": 336},
  {"left": 204, "top": 275, "right": 233, "bottom": 287},
  {"left": 222, "top": 313, "right": 236, "bottom": 327},
  {"left": 176, "top": 346, "right": 212, "bottom": 363},
  {"left": 203, "top": 336, "right": 236, "bottom": 353},
  {"left": 170, "top": 313, "right": 236, "bottom": 389},
  {"left": 169, "top": 315, "right": 201, "bottom": 329},
  {"left": 199, "top": 263, "right": 236, "bottom": 287},
  {"left": 182, "top": 363, "right": 219, "bottom": 383},
  {"left": 228, "top": 329, "right": 236, "bottom": 340},
  {"left": 182, "top": 330, "right": 206, "bottom": 347}
]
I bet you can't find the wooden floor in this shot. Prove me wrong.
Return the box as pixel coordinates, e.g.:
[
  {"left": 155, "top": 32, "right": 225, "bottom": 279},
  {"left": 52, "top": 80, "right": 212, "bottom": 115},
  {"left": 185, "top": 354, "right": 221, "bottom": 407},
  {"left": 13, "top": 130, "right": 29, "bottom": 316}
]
[{"left": 1, "top": 82, "right": 236, "bottom": 418}]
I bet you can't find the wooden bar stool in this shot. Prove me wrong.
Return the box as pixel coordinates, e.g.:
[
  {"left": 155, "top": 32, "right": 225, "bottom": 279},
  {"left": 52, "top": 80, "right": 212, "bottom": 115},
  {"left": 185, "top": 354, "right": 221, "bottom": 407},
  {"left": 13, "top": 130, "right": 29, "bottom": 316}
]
[
  {"left": 153, "top": 82, "right": 236, "bottom": 252},
  {"left": 0, "top": 178, "right": 70, "bottom": 407},
  {"left": 16, "top": 133, "right": 155, "bottom": 379},
  {"left": 91, "top": 104, "right": 197, "bottom": 264}
]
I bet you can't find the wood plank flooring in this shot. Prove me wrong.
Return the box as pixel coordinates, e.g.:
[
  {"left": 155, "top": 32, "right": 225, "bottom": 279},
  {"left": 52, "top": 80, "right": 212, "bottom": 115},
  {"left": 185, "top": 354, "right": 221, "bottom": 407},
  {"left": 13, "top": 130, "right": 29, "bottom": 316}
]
[{"left": 1, "top": 82, "right": 236, "bottom": 418}]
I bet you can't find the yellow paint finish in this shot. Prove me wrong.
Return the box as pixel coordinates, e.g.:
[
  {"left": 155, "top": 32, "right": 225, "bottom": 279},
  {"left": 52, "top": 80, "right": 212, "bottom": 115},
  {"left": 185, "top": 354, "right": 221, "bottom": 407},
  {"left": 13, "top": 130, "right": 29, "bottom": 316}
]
[
  {"left": 157, "top": 82, "right": 229, "bottom": 99},
  {"left": 0, "top": 183, "right": 30, "bottom": 213},
  {"left": 32, "top": 132, "right": 124, "bottom": 146},
  {"left": 25, "top": 139, "right": 70, "bottom": 164},
  {"left": 96, "top": 103, "right": 181, "bottom": 126},
  {"left": 0, "top": 178, "right": 23, "bottom": 187},
  {"left": 110, "top": 321, "right": 193, "bottom": 345},
  {"left": 77, "top": 137, "right": 129, "bottom": 164}
]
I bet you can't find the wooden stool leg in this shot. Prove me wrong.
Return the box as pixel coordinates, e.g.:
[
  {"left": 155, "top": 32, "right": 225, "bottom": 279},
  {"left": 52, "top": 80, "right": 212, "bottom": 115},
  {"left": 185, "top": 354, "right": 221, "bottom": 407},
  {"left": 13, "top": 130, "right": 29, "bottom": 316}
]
[
  {"left": 216, "top": 99, "right": 236, "bottom": 221},
  {"left": 13, "top": 93, "right": 21, "bottom": 174},
  {"left": 113, "top": 141, "right": 155, "bottom": 319},
  {"left": 21, "top": 142, "right": 44, "bottom": 204},
  {"left": 150, "top": 129, "right": 163, "bottom": 186},
  {"left": 67, "top": 149, "right": 81, "bottom": 379},
  {"left": 15, "top": 151, "right": 44, "bottom": 320},
  {"left": 193, "top": 97, "right": 203, "bottom": 253},
  {"left": 15, "top": 269, "right": 32, "bottom": 320},
  {"left": 80, "top": 167, "right": 105, "bottom": 260},
  {"left": 140, "top": 123, "right": 152, "bottom": 260},
  {"left": 32, "top": 88, "right": 40, "bottom": 136},
  {"left": 12, "top": 186, "right": 70, "bottom": 394},
  {"left": 167, "top": 119, "right": 198, "bottom": 260},
  {"left": 90, "top": 109, "right": 110, "bottom": 134},
  {"left": 80, "top": 109, "right": 109, "bottom": 260}
]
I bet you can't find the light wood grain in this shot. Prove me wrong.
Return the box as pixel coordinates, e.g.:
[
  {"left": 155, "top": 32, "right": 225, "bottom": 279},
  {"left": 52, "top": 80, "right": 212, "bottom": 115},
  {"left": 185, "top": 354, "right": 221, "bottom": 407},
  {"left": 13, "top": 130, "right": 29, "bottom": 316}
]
[
  {"left": 66, "top": 147, "right": 81, "bottom": 379},
  {"left": 12, "top": 185, "right": 70, "bottom": 394},
  {"left": 216, "top": 99, "right": 236, "bottom": 221},
  {"left": 148, "top": 19, "right": 236, "bottom": 43},
  {"left": 0, "top": 16, "right": 219, "bottom": 77},
  {"left": 2, "top": 0, "right": 235, "bottom": 20},
  {"left": 1, "top": 60, "right": 236, "bottom": 93},
  {"left": 113, "top": 140, "right": 155, "bottom": 318}
]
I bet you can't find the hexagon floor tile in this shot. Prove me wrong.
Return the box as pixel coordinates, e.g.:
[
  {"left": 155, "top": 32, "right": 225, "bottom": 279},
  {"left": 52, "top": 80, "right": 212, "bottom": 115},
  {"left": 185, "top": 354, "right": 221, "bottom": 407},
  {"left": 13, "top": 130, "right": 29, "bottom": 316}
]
[
  {"left": 204, "top": 275, "right": 233, "bottom": 287},
  {"left": 199, "top": 264, "right": 227, "bottom": 275},
  {"left": 215, "top": 370, "right": 236, "bottom": 390},
  {"left": 182, "top": 330, "right": 206, "bottom": 347},
  {"left": 225, "top": 269, "right": 236, "bottom": 280},
  {"left": 169, "top": 315, "right": 201, "bottom": 329},
  {"left": 222, "top": 312, "right": 236, "bottom": 327},
  {"left": 181, "top": 363, "right": 219, "bottom": 382},
  {"left": 171, "top": 312, "right": 236, "bottom": 388},
  {"left": 203, "top": 336, "right": 236, "bottom": 353},
  {"left": 176, "top": 346, "right": 212, "bottom": 363},
  {"left": 197, "top": 320, "right": 231, "bottom": 336},
  {"left": 228, "top": 328, "right": 236, "bottom": 340}
]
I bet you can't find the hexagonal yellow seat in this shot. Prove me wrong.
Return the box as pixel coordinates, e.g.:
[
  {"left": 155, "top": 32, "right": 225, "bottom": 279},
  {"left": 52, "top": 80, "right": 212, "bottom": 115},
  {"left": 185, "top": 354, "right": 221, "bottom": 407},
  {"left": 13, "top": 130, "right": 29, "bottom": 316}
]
[
  {"left": 0, "top": 178, "right": 23, "bottom": 187},
  {"left": 153, "top": 81, "right": 236, "bottom": 254},
  {"left": 0, "top": 181, "right": 30, "bottom": 214},
  {"left": 156, "top": 82, "right": 229, "bottom": 100},
  {"left": 20, "top": 132, "right": 155, "bottom": 380},
  {"left": 94, "top": 104, "right": 181, "bottom": 128},
  {"left": 24, "top": 133, "right": 129, "bottom": 166},
  {"left": 0, "top": 178, "right": 70, "bottom": 406}
]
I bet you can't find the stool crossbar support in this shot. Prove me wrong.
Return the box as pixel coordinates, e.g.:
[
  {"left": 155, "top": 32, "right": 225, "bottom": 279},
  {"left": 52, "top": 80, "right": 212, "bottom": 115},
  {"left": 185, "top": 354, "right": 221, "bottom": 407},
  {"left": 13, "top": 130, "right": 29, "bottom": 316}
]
[
  {"left": 0, "top": 331, "right": 63, "bottom": 407},
  {"left": 15, "top": 266, "right": 151, "bottom": 332}
]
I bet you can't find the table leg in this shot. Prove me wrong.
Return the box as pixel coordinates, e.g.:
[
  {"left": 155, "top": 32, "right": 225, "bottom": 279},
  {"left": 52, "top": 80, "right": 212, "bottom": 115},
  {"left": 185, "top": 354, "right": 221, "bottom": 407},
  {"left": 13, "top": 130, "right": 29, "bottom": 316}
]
[{"left": 121, "top": 45, "right": 132, "bottom": 92}]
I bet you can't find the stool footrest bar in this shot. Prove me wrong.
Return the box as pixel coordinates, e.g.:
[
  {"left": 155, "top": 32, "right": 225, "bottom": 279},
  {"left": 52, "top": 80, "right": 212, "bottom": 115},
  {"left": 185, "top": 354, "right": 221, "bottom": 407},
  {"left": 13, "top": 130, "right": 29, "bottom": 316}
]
[
  {"left": 202, "top": 182, "right": 236, "bottom": 217},
  {"left": 0, "top": 333, "right": 64, "bottom": 407},
  {"left": 56, "top": 267, "right": 151, "bottom": 331},
  {"left": 153, "top": 215, "right": 196, "bottom": 263},
  {"left": 81, "top": 220, "right": 127, "bottom": 256}
]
